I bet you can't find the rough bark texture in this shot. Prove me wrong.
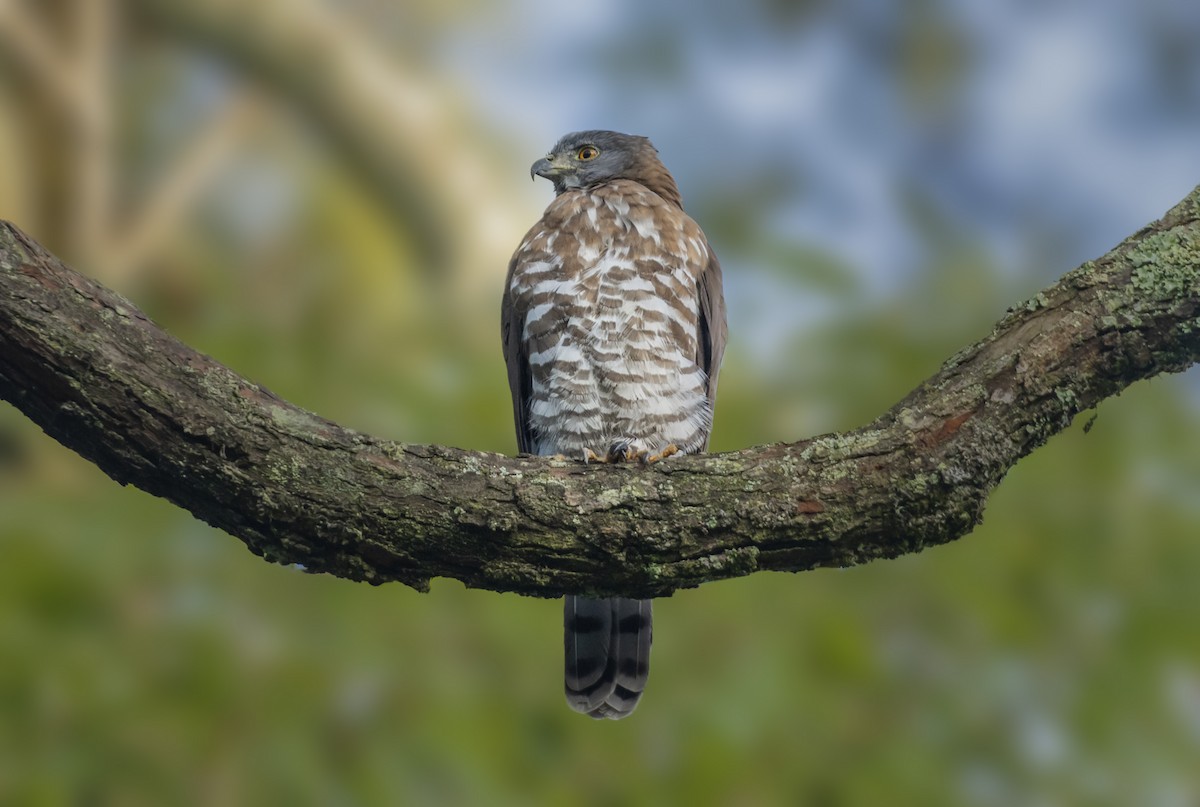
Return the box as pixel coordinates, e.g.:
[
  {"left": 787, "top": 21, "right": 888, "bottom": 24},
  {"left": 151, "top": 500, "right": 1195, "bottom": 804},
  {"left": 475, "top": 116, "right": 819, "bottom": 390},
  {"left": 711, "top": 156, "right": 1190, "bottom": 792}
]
[{"left": 2, "top": 186, "right": 1199, "bottom": 599}]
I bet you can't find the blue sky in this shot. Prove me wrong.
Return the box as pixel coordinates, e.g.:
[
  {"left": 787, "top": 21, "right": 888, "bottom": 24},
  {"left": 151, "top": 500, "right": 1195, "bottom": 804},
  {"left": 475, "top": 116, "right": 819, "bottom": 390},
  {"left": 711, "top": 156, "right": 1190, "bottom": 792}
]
[{"left": 447, "top": 0, "right": 1200, "bottom": 288}]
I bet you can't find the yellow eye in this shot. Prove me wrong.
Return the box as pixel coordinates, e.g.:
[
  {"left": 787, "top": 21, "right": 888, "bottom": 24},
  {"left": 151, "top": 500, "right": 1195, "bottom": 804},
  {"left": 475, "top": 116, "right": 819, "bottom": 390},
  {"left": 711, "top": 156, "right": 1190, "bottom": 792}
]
[{"left": 577, "top": 145, "right": 599, "bottom": 161}]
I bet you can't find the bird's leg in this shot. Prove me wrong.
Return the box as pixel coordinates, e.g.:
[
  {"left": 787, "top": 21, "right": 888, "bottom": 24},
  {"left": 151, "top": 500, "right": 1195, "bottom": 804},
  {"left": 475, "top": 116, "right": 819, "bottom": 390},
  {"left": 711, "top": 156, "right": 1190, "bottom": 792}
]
[
  {"left": 584, "top": 448, "right": 605, "bottom": 464},
  {"left": 604, "top": 438, "right": 646, "bottom": 464},
  {"left": 640, "top": 444, "right": 679, "bottom": 464}
]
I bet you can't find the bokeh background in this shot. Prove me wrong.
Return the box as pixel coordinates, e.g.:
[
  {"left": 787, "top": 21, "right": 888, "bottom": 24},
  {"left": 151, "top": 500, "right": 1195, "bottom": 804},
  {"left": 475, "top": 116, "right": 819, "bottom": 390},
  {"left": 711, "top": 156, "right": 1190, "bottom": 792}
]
[{"left": 2, "top": 0, "right": 1200, "bottom": 804}]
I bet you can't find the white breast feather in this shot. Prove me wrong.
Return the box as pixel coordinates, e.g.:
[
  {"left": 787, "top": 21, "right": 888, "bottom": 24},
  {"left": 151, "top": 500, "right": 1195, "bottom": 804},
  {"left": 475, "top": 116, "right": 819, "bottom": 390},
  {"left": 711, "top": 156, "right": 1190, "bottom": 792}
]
[{"left": 523, "top": 187, "right": 711, "bottom": 456}]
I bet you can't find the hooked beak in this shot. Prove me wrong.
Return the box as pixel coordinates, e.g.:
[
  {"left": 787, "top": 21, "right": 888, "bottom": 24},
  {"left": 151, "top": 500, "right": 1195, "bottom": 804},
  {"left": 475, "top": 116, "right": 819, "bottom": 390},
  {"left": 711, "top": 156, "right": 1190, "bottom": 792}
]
[{"left": 531, "top": 154, "right": 569, "bottom": 182}]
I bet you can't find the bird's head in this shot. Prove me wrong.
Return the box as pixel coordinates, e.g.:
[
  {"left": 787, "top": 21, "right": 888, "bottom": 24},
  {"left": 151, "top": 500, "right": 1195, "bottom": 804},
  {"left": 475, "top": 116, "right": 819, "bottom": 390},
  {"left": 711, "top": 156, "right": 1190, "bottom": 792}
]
[{"left": 531, "top": 130, "right": 682, "bottom": 208}]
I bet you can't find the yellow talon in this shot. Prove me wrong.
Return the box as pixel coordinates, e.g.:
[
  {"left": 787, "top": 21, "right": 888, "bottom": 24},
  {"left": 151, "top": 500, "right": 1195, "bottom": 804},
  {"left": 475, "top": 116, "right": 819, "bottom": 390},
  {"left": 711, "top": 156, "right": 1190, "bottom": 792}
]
[{"left": 643, "top": 444, "right": 679, "bottom": 464}]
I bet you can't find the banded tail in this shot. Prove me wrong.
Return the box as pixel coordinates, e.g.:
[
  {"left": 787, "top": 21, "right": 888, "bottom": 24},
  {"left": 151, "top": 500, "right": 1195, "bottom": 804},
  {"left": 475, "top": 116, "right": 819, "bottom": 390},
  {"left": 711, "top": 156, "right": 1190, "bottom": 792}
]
[{"left": 563, "top": 596, "right": 652, "bottom": 719}]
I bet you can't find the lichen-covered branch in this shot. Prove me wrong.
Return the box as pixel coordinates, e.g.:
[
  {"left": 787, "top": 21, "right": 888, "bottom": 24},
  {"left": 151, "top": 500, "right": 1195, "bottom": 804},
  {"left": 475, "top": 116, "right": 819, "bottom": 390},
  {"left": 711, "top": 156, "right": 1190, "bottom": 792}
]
[{"left": 2, "top": 187, "right": 1199, "bottom": 599}]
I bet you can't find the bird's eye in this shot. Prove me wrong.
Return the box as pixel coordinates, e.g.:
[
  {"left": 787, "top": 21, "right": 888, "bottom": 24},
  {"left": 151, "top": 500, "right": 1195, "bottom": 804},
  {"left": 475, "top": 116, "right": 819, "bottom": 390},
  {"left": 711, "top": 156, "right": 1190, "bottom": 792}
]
[{"left": 577, "top": 146, "right": 599, "bottom": 161}]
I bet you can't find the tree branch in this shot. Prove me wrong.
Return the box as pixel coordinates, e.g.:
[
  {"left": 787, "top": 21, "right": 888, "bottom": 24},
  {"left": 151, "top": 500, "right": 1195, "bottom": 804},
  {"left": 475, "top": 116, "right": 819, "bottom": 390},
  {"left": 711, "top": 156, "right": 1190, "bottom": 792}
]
[{"left": 2, "top": 187, "right": 1199, "bottom": 599}]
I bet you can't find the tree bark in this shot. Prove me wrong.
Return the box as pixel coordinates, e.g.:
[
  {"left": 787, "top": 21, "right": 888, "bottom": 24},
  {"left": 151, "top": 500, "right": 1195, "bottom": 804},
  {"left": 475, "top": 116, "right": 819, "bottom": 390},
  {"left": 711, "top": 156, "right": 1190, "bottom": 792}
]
[{"left": 2, "top": 187, "right": 1199, "bottom": 599}]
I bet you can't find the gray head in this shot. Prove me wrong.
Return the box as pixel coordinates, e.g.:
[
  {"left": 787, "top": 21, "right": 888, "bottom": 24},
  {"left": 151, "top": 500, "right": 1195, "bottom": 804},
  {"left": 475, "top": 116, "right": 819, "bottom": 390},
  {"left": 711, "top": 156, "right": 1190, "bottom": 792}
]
[{"left": 531, "top": 130, "right": 683, "bottom": 208}]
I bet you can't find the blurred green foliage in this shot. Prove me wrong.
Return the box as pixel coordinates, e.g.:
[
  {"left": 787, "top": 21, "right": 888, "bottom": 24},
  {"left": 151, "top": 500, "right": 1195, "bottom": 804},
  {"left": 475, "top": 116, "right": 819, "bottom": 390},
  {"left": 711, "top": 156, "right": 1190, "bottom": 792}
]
[{"left": 2, "top": 1, "right": 1200, "bottom": 805}]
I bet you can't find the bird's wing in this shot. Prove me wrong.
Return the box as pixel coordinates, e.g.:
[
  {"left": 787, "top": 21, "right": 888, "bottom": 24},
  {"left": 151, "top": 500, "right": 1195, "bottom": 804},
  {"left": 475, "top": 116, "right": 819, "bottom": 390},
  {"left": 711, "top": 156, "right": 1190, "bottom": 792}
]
[
  {"left": 696, "top": 244, "right": 728, "bottom": 446},
  {"left": 500, "top": 254, "right": 535, "bottom": 454}
]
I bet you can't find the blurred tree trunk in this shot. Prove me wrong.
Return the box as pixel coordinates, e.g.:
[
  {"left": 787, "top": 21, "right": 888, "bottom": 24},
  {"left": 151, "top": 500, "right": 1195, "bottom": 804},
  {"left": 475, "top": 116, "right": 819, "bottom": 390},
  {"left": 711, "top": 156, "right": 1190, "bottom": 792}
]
[
  {"left": 1, "top": 0, "right": 518, "bottom": 287},
  {"left": 0, "top": 0, "right": 78, "bottom": 252},
  {"left": 1, "top": 186, "right": 1199, "bottom": 599}
]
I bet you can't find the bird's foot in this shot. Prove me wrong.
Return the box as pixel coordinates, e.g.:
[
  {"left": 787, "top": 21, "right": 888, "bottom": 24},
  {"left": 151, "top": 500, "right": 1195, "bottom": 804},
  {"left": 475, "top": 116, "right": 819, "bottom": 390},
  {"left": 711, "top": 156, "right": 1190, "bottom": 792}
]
[
  {"left": 640, "top": 444, "right": 679, "bottom": 464},
  {"left": 604, "top": 438, "right": 645, "bottom": 464},
  {"left": 583, "top": 440, "right": 679, "bottom": 464}
]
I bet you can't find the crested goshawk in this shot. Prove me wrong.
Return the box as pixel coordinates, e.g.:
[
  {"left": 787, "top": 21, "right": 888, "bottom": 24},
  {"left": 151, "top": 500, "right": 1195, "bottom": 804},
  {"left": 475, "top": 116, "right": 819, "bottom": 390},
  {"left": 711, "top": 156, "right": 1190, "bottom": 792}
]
[{"left": 501, "top": 130, "right": 727, "bottom": 718}]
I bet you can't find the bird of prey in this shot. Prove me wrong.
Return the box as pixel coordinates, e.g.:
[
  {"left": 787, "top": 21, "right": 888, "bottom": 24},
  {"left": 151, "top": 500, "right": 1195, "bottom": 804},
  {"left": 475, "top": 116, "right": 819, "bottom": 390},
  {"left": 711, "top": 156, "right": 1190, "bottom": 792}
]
[{"left": 501, "top": 130, "right": 727, "bottom": 719}]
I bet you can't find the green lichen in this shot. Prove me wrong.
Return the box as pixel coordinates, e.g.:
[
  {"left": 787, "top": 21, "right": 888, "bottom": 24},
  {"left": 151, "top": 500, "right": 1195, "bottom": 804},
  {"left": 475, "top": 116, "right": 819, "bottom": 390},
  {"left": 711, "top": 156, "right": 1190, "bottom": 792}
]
[
  {"left": 269, "top": 403, "right": 320, "bottom": 434},
  {"left": 1178, "top": 316, "right": 1200, "bottom": 335},
  {"left": 1021, "top": 292, "right": 1050, "bottom": 312},
  {"left": 490, "top": 464, "right": 524, "bottom": 480},
  {"left": 342, "top": 550, "right": 380, "bottom": 583},
  {"left": 0, "top": 228, "right": 24, "bottom": 270},
  {"left": 94, "top": 301, "right": 133, "bottom": 320},
  {"left": 1061, "top": 259, "right": 1099, "bottom": 288},
  {"left": 1054, "top": 387, "right": 1078, "bottom": 411},
  {"left": 264, "top": 452, "right": 307, "bottom": 485},
  {"left": 1127, "top": 230, "right": 1200, "bottom": 302},
  {"left": 377, "top": 442, "right": 411, "bottom": 462},
  {"left": 690, "top": 455, "right": 746, "bottom": 475},
  {"left": 901, "top": 472, "right": 938, "bottom": 498},
  {"left": 594, "top": 487, "right": 623, "bottom": 508},
  {"left": 459, "top": 454, "right": 485, "bottom": 475},
  {"left": 485, "top": 511, "right": 518, "bottom": 533}
]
